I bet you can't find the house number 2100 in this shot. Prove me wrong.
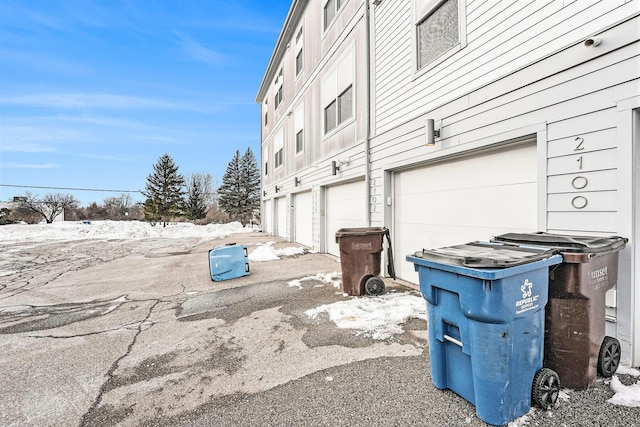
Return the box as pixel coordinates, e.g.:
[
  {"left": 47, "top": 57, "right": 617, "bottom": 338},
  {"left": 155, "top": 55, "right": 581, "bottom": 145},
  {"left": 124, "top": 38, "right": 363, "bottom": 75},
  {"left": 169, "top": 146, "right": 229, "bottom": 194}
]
[{"left": 571, "top": 136, "right": 588, "bottom": 209}]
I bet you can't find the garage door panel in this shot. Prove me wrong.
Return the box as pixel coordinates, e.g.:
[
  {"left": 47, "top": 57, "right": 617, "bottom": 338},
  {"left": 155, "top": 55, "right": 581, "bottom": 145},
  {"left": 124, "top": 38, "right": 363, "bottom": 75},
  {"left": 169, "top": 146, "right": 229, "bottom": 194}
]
[
  {"left": 326, "top": 180, "right": 366, "bottom": 256},
  {"left": 263, "top": 200, "right": 272, "bottom": 234},
  {"left": 395, "top": 142, "right": 538, "bottom": 283},
  {"left": 398, "top": 184, "right": 536, "bottom": 228},
  {"left": 276, "top": 197, "right": 287, "bottom": 238},
  {"left": 294, "top": 191, "right": 313, "bottom": 247}
]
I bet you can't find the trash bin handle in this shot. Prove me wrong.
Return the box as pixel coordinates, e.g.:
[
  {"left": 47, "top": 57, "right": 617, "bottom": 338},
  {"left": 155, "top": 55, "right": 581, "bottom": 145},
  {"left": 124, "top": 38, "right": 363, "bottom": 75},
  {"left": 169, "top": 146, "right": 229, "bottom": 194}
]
[
  {"left": 444, "top": 334, "right": 463, "bottom": 347},
  {"left": 384, "top": 228, "right": 397, "bottom": 280}
]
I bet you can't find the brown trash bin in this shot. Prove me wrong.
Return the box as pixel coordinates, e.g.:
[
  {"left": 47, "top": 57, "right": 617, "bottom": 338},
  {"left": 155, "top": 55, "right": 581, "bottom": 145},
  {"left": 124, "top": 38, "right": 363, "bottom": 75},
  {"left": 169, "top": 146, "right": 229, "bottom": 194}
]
[
  {"left": 493, "top": 232, "right": 627, "bottom": 390},
  {"left": 335, "top": 227, "right": 395, "bottom": 296}
]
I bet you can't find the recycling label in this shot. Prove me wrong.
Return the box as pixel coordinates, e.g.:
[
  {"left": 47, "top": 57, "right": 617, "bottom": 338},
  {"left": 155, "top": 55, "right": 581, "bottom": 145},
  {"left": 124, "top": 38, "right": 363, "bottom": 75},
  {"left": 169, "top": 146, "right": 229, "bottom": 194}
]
[{"left": 515, "top": 279, "right": 540, "bottom": 315}]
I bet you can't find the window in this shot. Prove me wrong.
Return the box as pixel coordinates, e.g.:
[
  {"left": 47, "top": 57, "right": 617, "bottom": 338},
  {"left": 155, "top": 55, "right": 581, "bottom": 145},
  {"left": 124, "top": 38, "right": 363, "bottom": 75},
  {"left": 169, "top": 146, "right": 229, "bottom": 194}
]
[
  {"left": 324, "top": 0, "right": 343, "bottom": 30},
  {"left": 294, "top": 104, "right": 304, "bottom": 154},
  {"left": 295, "top": 26, "right": 304, "bottom": 76},
  {"left": 322, "top": 51, "right": 354, "bottom": 135},
  {"left": 296, "top": 49, "right": 303, "bottom": 75},
  {"left": 338, "top": 86, "right": 352, "bottom": 124},
  {"left": 274, "top": 87, "right": 283, "bottom": 109},
  {"left": 263, "top": 100, "right": 268, "bottom": 126},
  {"left": 273, "top": 68, "right": 283, "bottom": 109},
  {"left": 264, "top": 147, "right": 269, "bottom": 175},
  {"left": 274, "top": 129, "right": 284, "bottom": 169},
  {"left": 416, "top": 0, "right": 460, "bottom": 70},
  {"left": 296, "top": 130, "right": 304, "bottom": 153},
  {"left": 324, "top": 100, "right": 337, "bottom": 133}
]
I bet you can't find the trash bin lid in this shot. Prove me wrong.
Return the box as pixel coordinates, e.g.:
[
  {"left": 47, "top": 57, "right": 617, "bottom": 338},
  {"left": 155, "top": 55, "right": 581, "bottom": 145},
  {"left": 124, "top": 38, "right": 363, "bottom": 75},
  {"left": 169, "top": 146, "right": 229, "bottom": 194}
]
[
  {"left": 335, "top": 227, "right": 388, "bottom": 238},
  {"left": 492, "top": 232, "right": 627, "bottom": 254},
  {"left": 413, "top": 241, "right": 560, "bottom": 268}
]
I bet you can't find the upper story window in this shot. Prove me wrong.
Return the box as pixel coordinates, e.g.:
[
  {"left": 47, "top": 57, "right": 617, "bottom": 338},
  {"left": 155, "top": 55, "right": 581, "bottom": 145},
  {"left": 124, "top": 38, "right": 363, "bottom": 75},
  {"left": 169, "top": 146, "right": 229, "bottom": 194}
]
[
  {"left": 263, "top": 147, "right": 269, "bottom": 176},
  {"left": 323, "top": 50, "right": 354, "bottom": 135},
  {"left": 324, "top": 0, "right": 344, "bottom": 31},
  {"left": 274, "top": 128, "right": 284, "bottom": 169},
  {"left": 294, "top": 104, "right": 304, "bottom": 154},
  {"left": 295, "top": 26, "right": 304, "bottom": 76},
  {"left": 274, "top": 68, "right": 283, "bottom": 109},
  {"left": 415, "top": 0, "right": 464, "bottom": 71},
  {"left": 263, "top": 99, "right": 268, "bottom": 126}
]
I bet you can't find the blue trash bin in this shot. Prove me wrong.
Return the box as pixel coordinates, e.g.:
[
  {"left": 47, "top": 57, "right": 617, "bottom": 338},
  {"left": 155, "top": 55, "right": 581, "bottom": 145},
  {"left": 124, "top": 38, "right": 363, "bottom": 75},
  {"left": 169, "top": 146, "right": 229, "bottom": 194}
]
[
  {"left": 208, "top": 244, "right": 250, "bottom": 281},
  {"left": 407, "top": 242, "right": 563, "bottom": 426}
]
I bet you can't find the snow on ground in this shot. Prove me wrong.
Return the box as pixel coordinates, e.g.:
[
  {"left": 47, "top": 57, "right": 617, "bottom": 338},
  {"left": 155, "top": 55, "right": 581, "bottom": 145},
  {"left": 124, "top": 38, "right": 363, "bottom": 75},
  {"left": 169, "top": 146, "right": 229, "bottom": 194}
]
[
  {"left": 0, "top": 220, "right": 255, "bottom": 243},
  {"left": 305, "top": 291, "right": 428, "bottom": 340},
  {"left": 3, "top": 220, "right": 639, "bottom": 409},
  {"left": 248, "top": 240, "right": 304, "bottom": 261},
  {"left": 608, "top": 366, "right": 640, "bottom": 408}
]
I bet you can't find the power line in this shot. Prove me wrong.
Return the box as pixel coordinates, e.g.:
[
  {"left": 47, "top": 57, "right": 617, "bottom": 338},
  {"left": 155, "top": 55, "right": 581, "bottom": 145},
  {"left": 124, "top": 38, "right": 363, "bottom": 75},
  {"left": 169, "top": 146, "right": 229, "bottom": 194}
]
[{"left": 0, "top": 184, "right": 142, "bottom": 194}]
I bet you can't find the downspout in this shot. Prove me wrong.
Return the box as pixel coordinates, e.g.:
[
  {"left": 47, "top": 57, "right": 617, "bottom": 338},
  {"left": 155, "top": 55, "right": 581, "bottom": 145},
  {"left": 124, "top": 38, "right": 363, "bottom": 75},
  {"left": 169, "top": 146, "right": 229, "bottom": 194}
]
[{"left": 364, "top": 0, "right": 373, "bottom": 226}]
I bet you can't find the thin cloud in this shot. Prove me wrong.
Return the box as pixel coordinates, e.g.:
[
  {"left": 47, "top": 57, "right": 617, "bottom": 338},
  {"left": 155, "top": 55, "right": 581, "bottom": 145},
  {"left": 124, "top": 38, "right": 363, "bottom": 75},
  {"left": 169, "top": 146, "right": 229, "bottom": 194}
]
[
  {"left": 0, "top": 93, "right": 184, "bottom": 110},
  {"left": 174, "top": 31, "right": 227, "bottom": 65},
  {"left": 1, "top": 162, "right": 59, "bottom": 169}
]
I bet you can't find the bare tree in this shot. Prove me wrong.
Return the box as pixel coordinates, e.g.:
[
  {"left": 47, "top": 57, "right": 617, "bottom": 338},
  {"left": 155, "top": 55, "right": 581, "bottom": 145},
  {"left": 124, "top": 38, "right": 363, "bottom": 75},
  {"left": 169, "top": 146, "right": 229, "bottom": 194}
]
[
  {"left": 20, "top": 192, "right": 80, "bottom": 223},
  {"left": 103, "top": 193, "right": 133, "bottom": 220}
]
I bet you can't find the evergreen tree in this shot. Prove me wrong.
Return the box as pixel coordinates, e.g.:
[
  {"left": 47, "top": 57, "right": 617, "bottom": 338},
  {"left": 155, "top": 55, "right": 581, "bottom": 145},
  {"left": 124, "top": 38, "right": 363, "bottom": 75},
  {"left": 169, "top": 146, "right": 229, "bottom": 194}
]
[
  {"left": 239, "top": 148, "right": 261, "bottom": 224},
  {"left": 218, "top": 150, "right": 243, "bottom": 223},
  {"left": 184, "top": 173, "right": 211, "bottom": 221},
  {"left": 142, "top": 153, "right": 185, "bottom": 227},
  {"left": 218, "top": 148, "right": 261, "bottom": 226}
]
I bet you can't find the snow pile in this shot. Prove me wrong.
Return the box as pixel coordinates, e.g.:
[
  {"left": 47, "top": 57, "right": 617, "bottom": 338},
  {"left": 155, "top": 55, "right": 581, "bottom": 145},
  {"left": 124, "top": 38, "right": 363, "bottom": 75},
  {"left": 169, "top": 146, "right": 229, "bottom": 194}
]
[
  {"left": 0, "top": 220, "right": 253, "bottom": 243},
  {"left": 608, "top": 366, "right": 640, "bottom": 408},
  {"left": 288, "top": 272, "right": 342, "bottom": 289},
  {"left": 248, "top": 241, "right": 304, "bottom": 262},
  {"left": 305, "top": 292, "right": 427, "bottom": 340}
]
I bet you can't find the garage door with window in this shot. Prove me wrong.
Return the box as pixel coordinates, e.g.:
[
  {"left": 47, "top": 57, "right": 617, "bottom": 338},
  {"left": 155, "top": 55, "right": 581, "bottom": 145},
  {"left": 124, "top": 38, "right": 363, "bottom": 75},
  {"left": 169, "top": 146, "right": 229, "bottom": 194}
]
[
  {"left": 394, "top": 142, "right": 538, "bottom": 283},
  {"left": 325, "top": 180, "right": 366, "bottom": 256}
]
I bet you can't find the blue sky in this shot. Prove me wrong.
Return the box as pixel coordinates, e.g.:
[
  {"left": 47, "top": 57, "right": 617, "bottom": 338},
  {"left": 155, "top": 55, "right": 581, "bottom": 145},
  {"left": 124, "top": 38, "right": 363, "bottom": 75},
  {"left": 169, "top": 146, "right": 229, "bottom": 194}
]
[{"left": 0, "top": 0, "right": 292, "bottom": 206}]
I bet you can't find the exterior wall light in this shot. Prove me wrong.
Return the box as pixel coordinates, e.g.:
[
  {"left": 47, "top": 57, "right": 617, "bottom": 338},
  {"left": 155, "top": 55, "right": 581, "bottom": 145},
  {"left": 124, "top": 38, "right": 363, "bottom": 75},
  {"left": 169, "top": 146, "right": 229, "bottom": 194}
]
[{"left": 426, "top": 119, "right": 441, "bottom": 146}]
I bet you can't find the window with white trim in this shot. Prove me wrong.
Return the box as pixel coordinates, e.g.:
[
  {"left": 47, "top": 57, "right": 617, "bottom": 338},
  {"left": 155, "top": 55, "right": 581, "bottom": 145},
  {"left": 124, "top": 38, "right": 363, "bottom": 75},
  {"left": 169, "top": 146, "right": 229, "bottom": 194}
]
[
  {"left": 274, "top": 68, "right": 283, "bottom": 109},
  {"left": 324, "top": 0, "right": 345, "bottom": 31},
  {"left": 415, "top": 0, "right": 463, "bottom": 71},
  {"left": 274, "top": 128, "right": 284, "bottom": 169},
  {"left": 295, "top": 26, "right": 304, "bottom": 76},
  {"left": 294, "top": 104, "right": 304, "bottom": 154},
  {"left": 264, "top": 147, "right": 269, "bottom": 176},
  {"left": 263, "top": 99, "right": 268, "bottom": 126},
  {"left": 322, "top": 50, "right": 354, "bottom": 135}
]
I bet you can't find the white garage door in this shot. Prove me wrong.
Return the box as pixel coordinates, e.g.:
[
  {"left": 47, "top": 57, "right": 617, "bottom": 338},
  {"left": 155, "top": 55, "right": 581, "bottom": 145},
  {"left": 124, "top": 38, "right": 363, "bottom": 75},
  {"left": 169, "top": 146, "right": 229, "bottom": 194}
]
[
  {"left": 395, "top": 142, "right": 538, "bottom": 283},
  {"left": 326, "top": 179, "right": 366, "bottom": 256},
  {"left": 294, "top": 191, "right": 313, "bottom": 248},
  {"left": 275, "top": 196, "right": 287, "bottom": 239},
  {"left": 263, "top": 199, "right": 272, "bottom": 234}
]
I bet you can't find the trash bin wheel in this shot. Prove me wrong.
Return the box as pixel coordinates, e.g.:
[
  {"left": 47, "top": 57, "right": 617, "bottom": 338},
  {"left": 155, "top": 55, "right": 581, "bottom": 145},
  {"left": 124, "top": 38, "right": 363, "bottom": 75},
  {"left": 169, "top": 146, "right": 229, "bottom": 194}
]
[
  {"left": 597, "top": 336, "right": 621, "bottom": 378},
  {"left": 364, "top": 277, "right": 385, "bottom": 295},
  {"left": 532, "top": 368, "right": 560, "bottom": 410}
]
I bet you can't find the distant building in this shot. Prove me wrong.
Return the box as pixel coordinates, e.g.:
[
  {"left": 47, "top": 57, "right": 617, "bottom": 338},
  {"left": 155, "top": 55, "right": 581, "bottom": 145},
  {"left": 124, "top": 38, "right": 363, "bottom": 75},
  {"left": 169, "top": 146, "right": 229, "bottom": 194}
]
[{"left": 257, "top": 0, "right": 640, "bottom": 366}]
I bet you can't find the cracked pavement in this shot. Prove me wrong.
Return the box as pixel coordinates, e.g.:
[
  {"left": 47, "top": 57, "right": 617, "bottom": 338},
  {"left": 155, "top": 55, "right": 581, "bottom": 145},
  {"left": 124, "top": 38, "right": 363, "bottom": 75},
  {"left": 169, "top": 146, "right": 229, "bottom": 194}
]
[
  {"left": 2, "top": 230, "right": 638, "bottom": 427},
  {"left": 0, "top": 232, "right": 427, "bottom": 427}
]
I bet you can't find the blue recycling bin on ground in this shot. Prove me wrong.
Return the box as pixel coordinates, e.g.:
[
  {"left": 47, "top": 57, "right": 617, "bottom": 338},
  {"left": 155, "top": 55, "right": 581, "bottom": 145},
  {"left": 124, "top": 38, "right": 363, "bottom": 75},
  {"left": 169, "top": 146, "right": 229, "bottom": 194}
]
[
  {"left": 208, "top": 244, "right": 250, "bottom": 281},
  {"left": 406, "top": 242, "right": 563, "bottom": 426}
]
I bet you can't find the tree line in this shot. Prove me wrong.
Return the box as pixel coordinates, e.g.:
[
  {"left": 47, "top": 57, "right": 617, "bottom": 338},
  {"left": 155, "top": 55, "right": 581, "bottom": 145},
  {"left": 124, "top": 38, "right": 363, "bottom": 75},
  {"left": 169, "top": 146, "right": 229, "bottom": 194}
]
[{"left": 0, "top": 148, "right": 261, "bottom": 227}]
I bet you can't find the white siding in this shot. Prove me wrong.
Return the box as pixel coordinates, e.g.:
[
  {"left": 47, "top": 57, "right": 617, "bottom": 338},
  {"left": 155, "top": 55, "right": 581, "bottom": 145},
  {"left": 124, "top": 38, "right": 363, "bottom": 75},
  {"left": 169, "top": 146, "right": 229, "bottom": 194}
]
[{"left": 373, "top": 0, "right": 637, "bottom": 133}]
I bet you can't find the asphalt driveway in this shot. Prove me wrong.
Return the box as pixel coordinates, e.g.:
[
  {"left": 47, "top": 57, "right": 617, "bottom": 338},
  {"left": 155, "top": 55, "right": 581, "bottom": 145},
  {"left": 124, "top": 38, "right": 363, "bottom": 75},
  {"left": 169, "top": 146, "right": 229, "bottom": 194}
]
[{"left": 0, "top": 231, "right": 637, "bottom": 427}]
